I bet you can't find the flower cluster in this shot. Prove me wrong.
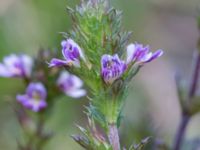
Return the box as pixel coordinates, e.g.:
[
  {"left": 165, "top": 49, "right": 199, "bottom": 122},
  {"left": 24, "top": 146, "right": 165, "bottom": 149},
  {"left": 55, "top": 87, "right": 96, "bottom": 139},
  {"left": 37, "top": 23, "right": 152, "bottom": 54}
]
[
  {"left": 0, "top": 51, "right": 87, "bottom": 113},
  {"left": 0, "top": 49, "right": 87, "bottom": 150},
  {"left": 50, "top": 39, "right": 163, "bottom": 86},
  {"left": 0, "top": 39, "right": 162, "bottom": 113}
]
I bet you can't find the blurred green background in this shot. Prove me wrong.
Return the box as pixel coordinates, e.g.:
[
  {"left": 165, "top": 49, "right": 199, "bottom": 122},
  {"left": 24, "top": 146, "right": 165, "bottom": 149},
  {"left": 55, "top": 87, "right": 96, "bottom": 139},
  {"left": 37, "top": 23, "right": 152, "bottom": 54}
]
[{"left": 0, "top": 0, "right": 200, "bottom": 149}]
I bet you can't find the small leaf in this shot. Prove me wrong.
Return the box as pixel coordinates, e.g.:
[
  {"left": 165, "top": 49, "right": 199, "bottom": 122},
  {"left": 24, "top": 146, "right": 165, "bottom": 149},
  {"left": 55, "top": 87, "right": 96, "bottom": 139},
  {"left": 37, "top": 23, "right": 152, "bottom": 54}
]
[
  {"left": 129, "top": 137, "right": 152, "bottom": 150},
  {"left": 76, "top": 125, "right": 89, "bottom": 136},
  {"left": 71, "top": 134, "right": 93, "bottom": 150}
]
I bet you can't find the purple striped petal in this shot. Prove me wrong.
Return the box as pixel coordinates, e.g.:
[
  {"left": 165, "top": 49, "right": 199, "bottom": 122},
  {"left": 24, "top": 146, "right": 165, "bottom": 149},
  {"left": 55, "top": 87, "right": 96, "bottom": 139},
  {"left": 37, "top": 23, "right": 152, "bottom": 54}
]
[
  {"left": 145, "top": 49, "right": 163, "bottom": 63},
  {"left": 61, "top": 39, "right": 82, "bottom": 61},
  {"left": 126, "top": 43, "right": 163, "bottom": 65},
  {"left": 101, "top": 54, "right": 127, "bottom": 84},
  {"left": 48, "top": 58, "right": 68, "bottom": 67},
  {"left": 48, "top": 39, "right": 85, "bottom": 68}
]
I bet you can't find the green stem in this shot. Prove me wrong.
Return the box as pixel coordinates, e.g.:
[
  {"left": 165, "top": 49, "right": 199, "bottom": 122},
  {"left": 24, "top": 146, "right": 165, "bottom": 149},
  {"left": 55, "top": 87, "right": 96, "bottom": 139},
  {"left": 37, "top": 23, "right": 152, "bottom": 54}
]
[{"left": 105, "top": 99, "right": 121, "bottom": 150}]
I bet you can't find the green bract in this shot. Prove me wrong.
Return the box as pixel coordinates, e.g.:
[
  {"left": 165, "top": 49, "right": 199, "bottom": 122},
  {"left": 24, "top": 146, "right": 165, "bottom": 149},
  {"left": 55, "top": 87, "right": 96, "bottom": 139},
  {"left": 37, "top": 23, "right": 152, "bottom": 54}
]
[
  {"left": 64, "top": 0, "right": 131, "bottom": 128},
  {"left": 61, "top": 0, "right": 158, "bottom": 149}
]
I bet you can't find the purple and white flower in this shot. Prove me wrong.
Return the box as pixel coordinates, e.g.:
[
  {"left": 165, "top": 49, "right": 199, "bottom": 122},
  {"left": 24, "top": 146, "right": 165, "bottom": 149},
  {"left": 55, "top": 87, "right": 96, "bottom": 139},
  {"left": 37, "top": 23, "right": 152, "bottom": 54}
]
[
  {"left": 126, "top": 43, "right": 163, "bottom": 65},
  {"left": 17, "top": 82, "right": 47, "bottom": 112},
  {"left": 101, "top": 54, "right": 127, "bottom": 84},
  {"left": 49, "top": 39, "right": 85, "bottom": 68},
  {"left": 0, "top": 54, "right": 33, "bottom": 78},
  {"left": 57, "top": 71, "right": 86, "bottom": 98}
]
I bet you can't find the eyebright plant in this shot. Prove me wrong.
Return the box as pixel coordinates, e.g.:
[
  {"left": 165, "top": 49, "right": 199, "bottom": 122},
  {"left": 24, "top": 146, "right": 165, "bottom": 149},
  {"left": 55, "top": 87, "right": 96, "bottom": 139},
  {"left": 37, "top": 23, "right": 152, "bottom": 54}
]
[
  {"left": 49, "top": 0, "right": 163, "bottom": 150},
  {"left": 0, "top": 0, "right": 166, "bottom": 150},
  {"left": 2, "top": 0, "right": 200, "bottom": 150}
]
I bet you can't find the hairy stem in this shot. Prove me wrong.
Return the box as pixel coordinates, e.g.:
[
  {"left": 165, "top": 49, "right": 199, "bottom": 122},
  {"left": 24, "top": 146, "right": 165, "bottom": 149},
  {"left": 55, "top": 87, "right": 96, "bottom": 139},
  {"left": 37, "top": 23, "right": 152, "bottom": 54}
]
[
  {"left": 108, "top": 124, "right": 120, "bottom": 150},
  {"left": 173, "top": 51, "right": 200, "bottom": 150}
]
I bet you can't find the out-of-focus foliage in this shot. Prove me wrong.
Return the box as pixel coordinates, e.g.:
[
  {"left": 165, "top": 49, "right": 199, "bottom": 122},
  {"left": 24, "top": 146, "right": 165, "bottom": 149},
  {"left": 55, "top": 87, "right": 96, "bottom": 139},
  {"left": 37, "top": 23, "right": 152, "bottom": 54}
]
[{"left": 0, "top": 0, "right": 200, "bottom": 150}]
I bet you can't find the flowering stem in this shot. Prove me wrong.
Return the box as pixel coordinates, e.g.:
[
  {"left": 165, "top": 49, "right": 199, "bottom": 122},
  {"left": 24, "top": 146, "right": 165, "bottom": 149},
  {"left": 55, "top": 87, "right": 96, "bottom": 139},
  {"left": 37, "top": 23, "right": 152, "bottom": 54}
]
[
  {"left": 188, "top": 51, "right": 200, "bottom": 98},
  {"left": 17, "top": 80, "right": 49, "bottom": 150},
  {"left": 173, "top": 51, "right": 200, "bottom": 150},
  {"left": 173, "top": 114, "right": 190, "bottom": 150},
  {"left": 108, "top": 124, "right": 120, "bottom": 150},
  {"left": 36, "top": 111, "right": 47, "bottom": 150}
]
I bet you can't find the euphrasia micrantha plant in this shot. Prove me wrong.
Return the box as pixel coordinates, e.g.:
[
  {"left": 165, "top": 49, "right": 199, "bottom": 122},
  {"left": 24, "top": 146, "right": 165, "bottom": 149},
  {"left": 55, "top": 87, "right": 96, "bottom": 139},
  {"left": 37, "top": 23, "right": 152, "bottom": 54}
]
[{"left": 49, "top": 0, "right": 163, "bottom": 149}]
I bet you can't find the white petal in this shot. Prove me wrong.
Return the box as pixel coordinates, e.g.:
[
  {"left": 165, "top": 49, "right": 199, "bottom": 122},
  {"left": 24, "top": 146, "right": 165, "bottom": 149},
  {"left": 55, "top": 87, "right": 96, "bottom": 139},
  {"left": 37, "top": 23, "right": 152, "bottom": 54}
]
[
  {"left": 0, "top": 63, "right": 11, "bottom": 77},
  {"left": 57, "top": 71, "right": 70, "bottom": 86},
  {"left": 66, "top": 89, "right": 86, "bottom": 98},
  {"left": 126, "top": 44, "right": 136, "bottom": 64},
  {"left": 32, "top": 103, "right": 40, "bottom": 112},
  {"left": 21, "top": 55, "right": 33, "bottom": 77},
  {"left": 3, "top": 54, "right": 19, "bottom": 68},
  {"left": 67, "top": 39, "right": 76, "bottom": 45},
  {"left": 61, "top": 40, "right": 67, "bottom": 47},
  {"left": 72, "top": 59, "right": 80, "bottom": 67},
  {"left": 113, "top": 54, "right": 120, "bottom": 61},
  {"left": 141, "top": 52, "right": 152, "bottom": 62},
  {"left": 71, "top": 75, "right": 83, "bottom": 89}
]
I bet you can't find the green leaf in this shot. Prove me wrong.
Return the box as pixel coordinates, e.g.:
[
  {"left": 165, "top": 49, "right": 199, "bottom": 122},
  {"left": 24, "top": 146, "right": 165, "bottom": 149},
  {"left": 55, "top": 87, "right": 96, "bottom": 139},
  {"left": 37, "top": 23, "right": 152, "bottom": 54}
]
[
  {"left": 71, "top": 134, "right": 93, "bottom": 150},
  {"left": 86, "top": 104, "right": 107, "bottom": 128}
]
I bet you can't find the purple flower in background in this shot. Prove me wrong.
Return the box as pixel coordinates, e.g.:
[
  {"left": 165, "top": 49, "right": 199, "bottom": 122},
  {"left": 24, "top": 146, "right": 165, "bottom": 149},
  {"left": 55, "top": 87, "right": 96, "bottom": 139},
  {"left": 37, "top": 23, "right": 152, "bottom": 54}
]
[
  {"left": 126, "top": 43, "right": 163, "bottom": 65},
  {"left": 57, "top": 71, "right": 86, "bottom": 98},
  {"left": 17, "top": 82, "right": 47, "bottom": 112},
  {"left": 49, "top": 39, "right": 85, "bottom": 68},
  {"left": 101, "top": 54, "right": 127, "bottom": 84},
  {"left": 0, "top": 54, "right": 33, "bottom": 78}
]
